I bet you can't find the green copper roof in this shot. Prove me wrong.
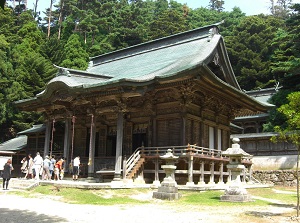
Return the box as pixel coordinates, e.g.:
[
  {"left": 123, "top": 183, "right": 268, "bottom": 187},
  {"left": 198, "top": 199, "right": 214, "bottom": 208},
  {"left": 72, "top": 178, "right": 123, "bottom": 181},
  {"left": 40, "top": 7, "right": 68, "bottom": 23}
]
[
  {"left": 18, "top": 124, "right": 45, "bottom": 135},
  {"left": 0, "top": 135, "right": 27, "bottom": 151},
  {"left": 44, "top": 23, "right": 235, "bottom": 91},
  {"left": 16, "top": 22, "right": 273, "bottom": 113}
]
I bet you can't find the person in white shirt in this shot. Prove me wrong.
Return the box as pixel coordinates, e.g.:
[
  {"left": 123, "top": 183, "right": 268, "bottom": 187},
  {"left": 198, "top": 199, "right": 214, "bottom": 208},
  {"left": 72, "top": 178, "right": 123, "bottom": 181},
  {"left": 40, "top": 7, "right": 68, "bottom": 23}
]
[
  {"left": 33, "top": 152, "right": 43, "bottom": 181},
  {"left": 72, "top": 156, "right": 80, "bottom": 181}
]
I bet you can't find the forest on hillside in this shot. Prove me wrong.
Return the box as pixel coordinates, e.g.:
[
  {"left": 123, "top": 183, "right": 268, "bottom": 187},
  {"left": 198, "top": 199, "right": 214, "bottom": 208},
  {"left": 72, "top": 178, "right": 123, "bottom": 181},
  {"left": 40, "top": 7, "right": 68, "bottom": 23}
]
[{"left": 0, "top": 0, "right": 300, "bottom": 142}]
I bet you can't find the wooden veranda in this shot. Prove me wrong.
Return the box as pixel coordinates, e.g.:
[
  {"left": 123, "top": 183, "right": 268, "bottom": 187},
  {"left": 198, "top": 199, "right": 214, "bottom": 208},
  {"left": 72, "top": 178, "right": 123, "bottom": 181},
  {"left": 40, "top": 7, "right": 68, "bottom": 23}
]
[{"left": 111, "top": 145, "right": 253, "bottom": 185}]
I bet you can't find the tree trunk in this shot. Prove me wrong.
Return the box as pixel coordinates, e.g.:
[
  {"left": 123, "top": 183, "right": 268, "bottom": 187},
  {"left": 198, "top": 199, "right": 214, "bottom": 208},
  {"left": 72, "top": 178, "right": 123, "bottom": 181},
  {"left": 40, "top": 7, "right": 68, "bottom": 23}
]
[
  {"left": 47, "top": 0, "right": 53, "bottom": 39},
  {"left": 34, "top": 0, "right": 39, "bottom": 19},
  {"left": 58, "top": 0, "right": 64, "bottom": 40},
  {"left": 297, "top": 145, "right": 299, "bottom": 217}
]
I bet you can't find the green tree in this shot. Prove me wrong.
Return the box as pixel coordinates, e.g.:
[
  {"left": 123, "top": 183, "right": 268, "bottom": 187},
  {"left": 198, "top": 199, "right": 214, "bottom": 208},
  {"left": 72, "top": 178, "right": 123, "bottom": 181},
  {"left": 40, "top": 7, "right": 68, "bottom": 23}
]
[
  {"left": 149, "top": 9, "right": 190, "bottom": 39},
  {"left": 60, "top": 34, "right": 89, "bottom": 70},
  {"left": 209, "top": 0, "right": 225, "bottom": 12},
  {"left": 271, "top": 91, "right": 300, "bottom": 217},
  {"left": 265, "top": 4, "right": 300, "bottom": 132},
  {"left": 226, "top": 15, "right": 284, "bottom": 90},
  {"left": 271, "top": 4, "right": 300, "bottom": 89}
]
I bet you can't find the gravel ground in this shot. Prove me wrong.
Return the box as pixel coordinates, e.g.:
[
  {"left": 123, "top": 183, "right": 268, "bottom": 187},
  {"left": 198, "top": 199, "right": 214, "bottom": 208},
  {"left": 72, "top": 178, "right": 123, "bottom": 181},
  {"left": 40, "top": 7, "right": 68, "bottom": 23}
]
[{"left": 0, "top": 189, "right": 298, "bottom": 223}]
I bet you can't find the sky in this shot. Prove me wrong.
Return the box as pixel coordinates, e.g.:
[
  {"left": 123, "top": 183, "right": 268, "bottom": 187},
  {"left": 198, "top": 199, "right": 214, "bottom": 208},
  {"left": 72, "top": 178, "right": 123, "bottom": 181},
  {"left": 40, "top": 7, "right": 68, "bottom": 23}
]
[
  {"left": 175, "top": 0, "right": 300, "bottom": 15},
  {"left": 26, "top": 0, "right": 300, "bottom": 16}
]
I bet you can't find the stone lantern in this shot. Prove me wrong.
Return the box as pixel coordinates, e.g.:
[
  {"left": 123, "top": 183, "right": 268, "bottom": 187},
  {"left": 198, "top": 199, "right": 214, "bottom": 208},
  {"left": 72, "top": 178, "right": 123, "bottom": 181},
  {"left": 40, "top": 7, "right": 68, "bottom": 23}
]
[
  {"left": 220, "top": 138, "right": 252, "bottom": 202},
  {"left": 153, "top": 149, "right": 181, "bottom": 200}
]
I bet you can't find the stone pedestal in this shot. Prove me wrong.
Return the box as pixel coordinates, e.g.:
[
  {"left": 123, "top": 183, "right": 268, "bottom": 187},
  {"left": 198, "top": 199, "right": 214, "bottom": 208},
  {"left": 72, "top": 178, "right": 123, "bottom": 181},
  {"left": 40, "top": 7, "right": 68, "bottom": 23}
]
[
  {"left": 153, "top": 180, "right": 181, "bottom": 200},
  {"left": 153, "top": 149, "right": 181, "bottom": 200},
  {"left": 220, "top": 185, "right": 252, "bottom": 202}
]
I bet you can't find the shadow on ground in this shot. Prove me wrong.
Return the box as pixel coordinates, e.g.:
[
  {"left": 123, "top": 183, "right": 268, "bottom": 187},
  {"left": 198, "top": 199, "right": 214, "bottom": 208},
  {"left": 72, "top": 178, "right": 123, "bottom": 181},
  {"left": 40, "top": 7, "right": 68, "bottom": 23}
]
[
  {"left": 0, "top": 208, "right": 67, "bottom": 223},
  {"left": 270, "top": 203, "right": 296, "bottom": 209},
  {"left": 245, "top": 211, "right": 283, "bottom": 217},
  {"left": 246, "top": 202, "right": 296, "bottom": 218}
]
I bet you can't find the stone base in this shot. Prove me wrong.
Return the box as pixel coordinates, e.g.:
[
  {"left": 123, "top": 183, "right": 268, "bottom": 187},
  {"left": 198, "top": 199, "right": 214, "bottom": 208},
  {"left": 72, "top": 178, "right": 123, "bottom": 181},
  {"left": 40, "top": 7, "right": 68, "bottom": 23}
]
[
  {"left": 220, "top": 194, "right": 252, "bottom": 202},
  {"left": 186, "top": 182, "right": 195, "bottom": 186},
  {"left": 152, "top": 180, "right": 161, "bottom": 188},
  {"left": 134, "top": 176, "right": 145, "bottom": 184},
  {"left": 153, "top": 191, "right": 181, "bottom": 200},
  {"left": 220, "top": 185, "right": 252, "bottom": 202},
  {"left": 110, "top": 179, "right": 124, "bottom": 188},
  {"left": 198, "top": 181, "right": 206, "bottom": 186},
  {"left": 152, "top": 180, "right": 181, "bottom": 200}
]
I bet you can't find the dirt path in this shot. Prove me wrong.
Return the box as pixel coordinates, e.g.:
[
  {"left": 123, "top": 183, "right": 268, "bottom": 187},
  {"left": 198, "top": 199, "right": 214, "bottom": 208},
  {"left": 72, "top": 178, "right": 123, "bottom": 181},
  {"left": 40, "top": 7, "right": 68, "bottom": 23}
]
[{"left": 0, "top": 190, "right": 298, "bottom": 223}]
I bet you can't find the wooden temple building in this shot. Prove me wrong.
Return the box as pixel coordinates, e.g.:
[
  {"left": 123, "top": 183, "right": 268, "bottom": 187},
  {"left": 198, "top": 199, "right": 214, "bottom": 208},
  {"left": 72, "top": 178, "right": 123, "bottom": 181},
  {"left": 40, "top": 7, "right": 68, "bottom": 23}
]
[{"left": 15, "top": 23, "right": 272, "bottom": 185}]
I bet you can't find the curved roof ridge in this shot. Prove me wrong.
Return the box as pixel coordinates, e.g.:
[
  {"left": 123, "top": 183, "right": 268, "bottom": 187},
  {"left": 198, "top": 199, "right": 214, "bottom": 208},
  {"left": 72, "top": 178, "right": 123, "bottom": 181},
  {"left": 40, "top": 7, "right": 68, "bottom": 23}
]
[{"left": 88, "top": 22, "right": 223, "bottom": 69}]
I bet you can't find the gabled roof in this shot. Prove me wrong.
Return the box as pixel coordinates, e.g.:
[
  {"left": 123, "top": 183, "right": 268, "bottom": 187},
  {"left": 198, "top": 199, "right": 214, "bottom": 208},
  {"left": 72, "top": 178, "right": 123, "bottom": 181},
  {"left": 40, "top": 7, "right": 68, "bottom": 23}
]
[
  {"left": 0, "top": 135, "right": 27, "bottom": 151},
  {"left": 18, "top": 124, "right": 45, "bottom": 135},
  {"left": 15, "top": 22, "right": 271, "bottom": 113}
]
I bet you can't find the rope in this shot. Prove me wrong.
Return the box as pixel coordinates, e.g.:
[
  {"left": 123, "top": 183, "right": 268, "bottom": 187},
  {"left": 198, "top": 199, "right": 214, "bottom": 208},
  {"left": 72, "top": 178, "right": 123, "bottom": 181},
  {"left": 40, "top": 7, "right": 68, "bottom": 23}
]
[
  {"left": 88, "top": 114, "right": 94, "bottom": 166},
  {"left": 50, "top": 119, "right": 55, "bottom": 157},
  {"left": 70, "top": 115, "right": 76, "bottom": 163}
]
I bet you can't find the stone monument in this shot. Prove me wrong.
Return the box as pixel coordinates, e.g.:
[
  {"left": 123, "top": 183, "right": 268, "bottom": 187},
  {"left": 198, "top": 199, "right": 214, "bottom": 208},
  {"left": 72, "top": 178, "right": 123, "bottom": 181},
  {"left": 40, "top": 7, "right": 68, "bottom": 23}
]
[
  {"left": 220, "top": 138, "right": 252, "bottom": 202},
  {"left": 153, "top": 149, "right": 181, "bottom": 200}
]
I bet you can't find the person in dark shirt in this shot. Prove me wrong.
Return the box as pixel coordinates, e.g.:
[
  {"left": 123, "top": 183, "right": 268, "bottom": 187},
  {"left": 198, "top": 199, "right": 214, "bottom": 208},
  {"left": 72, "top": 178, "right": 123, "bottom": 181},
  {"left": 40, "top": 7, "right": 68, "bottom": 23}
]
[{"left": 2, "top": 159, "right": 14, "bottom": 190}]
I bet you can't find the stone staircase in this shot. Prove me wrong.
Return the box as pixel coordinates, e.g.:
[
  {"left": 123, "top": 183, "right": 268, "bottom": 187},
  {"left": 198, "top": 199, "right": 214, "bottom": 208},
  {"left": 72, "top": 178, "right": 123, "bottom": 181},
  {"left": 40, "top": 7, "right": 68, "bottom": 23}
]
[{"left": 7, "top": 178, "right": 39, "bottom": 190}]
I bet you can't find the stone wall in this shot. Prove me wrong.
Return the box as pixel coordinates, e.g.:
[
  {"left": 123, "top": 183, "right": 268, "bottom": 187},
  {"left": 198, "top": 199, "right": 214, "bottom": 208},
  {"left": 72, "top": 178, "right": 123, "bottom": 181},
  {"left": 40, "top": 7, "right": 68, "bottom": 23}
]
[
  {"left": 252, "top": 155, "right": 298, "bottom": 170},
  {"left": 252, "top": 170, "right": 298, "bottom": 187}
]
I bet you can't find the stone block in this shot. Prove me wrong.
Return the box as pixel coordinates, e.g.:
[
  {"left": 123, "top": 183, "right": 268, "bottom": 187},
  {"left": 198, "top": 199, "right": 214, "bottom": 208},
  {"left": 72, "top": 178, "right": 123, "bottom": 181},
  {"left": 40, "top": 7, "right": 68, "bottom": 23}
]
[
  {"left": 220, "top": 194, "right": 252, "bottom": 202},
  {"left": 153, "top": 191, "right": 181, "bottom": 200}
]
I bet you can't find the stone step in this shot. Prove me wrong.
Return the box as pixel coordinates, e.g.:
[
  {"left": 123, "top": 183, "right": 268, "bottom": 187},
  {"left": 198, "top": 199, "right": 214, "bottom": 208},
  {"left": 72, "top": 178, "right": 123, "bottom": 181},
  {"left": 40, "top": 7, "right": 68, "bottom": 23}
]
[{"left": 6, "top": 178, "right": 39, "bottom": 190}]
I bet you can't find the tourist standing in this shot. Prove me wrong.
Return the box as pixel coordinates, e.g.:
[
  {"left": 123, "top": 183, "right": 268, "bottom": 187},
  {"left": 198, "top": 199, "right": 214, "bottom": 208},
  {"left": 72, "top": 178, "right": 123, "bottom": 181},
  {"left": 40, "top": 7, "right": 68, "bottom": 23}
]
[
  {"left": 60, "top": 157, "right": 65, "bottom": 180},
  {"left": 49, "top": 155, "right": 56, "bottom": 179},
  {"left": 24, "top": 154, "right": 34, "bottom": 179},
  {"left": 54, "top": 157, "right": 64, "bottom": 180},
  {"left": 33, "top": 152, "right": 43, "bottom": 181},
  {"left": 72, "top": 156, "right": 80, "bottom": 181},
  {"left": 2, "top": 159, "right": 14, "bottom": 190},
  {"left": 42, "top": 156, "right": 51, "bottom": 180},
  {"left": 20, "top": 157, "right": 27, "bottom": 178}
]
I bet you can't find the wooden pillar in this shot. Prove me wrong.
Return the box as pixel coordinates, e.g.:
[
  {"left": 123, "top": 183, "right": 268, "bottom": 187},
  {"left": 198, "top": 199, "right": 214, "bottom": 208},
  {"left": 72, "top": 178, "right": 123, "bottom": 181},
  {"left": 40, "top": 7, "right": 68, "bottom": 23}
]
[
  {"left": 218, "top": 162, "right": 224, "bottom": 184},
  {"left": 154, "top": 159, "right": 159, "bottom": 182},
  {"left": 114, "top": 112, "right": 124, "bottom": 181},
  {"left": 186, "top": 155, "right": 194, "bottom": 186},
  {"left": 209, "top": 161, "right": 215, "bottom": 184},
  {"left": 153, "top": 117, "right": 157, "bottom": 147},
  {"left": 43, "top": 121, "right": 51, "bottom": 156},
  {"left": 198, "top": 161, "right": 205, "bottom": 185},
  {"left": 88, "top": 114, "right": 96, "bottom": 178},
  {"left": 181, "top": 115, "right": 186, "bottom": 145},
  {"left": 227, "top": 169, "right": 232, "bottom": 184}
]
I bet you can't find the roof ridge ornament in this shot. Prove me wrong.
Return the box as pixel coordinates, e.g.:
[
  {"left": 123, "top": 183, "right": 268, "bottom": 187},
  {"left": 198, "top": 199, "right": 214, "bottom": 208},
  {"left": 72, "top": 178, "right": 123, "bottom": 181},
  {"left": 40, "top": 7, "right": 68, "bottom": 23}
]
[
  {"left": 58, "top": 68, "right": 71, "bottom": 77},
  {"left": 88, "top": 61, "right": 93, "bottom": 69},
  {"left": 207, "top": 21, "right": 223, "bottom": 42},
  {"left": 53, "top": 64, "right": 71, "bottom": 77}
]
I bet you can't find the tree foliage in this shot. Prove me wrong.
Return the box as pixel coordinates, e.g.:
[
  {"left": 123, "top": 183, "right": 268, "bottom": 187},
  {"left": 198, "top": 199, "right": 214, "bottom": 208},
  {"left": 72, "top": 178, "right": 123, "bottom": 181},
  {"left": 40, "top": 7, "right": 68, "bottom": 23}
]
[
  {"left": 0, "top": 0, "right": 299, "bottom": 143},
  {"left": 271, "top": 91, "right": 300, "bottom": 216}
]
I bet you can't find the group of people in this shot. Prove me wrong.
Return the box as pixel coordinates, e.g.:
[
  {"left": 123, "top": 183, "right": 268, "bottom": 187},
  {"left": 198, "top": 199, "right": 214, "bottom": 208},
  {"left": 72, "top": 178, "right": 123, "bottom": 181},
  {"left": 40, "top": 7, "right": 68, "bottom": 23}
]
[
  {"left": 20, "top": 152, "right": 65, "bottom": 181},
  {"left": 2, "top": 152, "right": 81, "bottom": 190}
]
